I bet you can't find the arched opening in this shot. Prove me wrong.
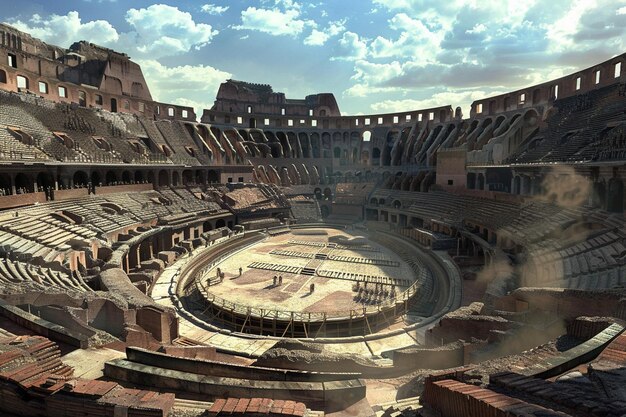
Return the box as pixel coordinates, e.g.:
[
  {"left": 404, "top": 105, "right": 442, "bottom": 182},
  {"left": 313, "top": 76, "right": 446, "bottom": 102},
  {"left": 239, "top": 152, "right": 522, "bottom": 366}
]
[
  {"left": 361, "top": 150, "right": 370, "bottom": 165},
  {"left": 134, "top": 171, "right": 145, "bottom": 183},
  {"left": 314, "top": 187, "right": 322, "bottom": 200},
  {"left": 158, "top": 170, "right": 169, "bottom": 187},
  {"left": 182, "top": 170, "right": 193, "bottom": 185},
  {"left": 333, "top": 146, "right": 341, "bottom": 159},
  {"left": 0, "top": 173, "right": 11, "bottom": 195},
  {"left": 0, "top": 70, "right": 6, "bottom": 84},
  {"left": 382, "top": 131, "right": 396, "bottom": 166},
  {"left": 105, "top": 170, "right": 117, "bottom": 185},
  {"left": 14, "top": 173, "right": 32, "bottom": 193},
  {"left": 310, "top": 133, "right": 321, "bottom": 158},
  {"left": 122, "top": 171, "right": 131, "bottom": 183},
  {"left": 607, "top": 178, "right": 624, "bottom": 213},
  {"left": 323, "top": 187, "right": 332, "bottom": 199},
  {"left": 195, "top": 170, "right": 205, "bottom": 184},
  {"left": 249, "top": 118, "right": 256, "bottom": 128},
  {"left": 298, "top": 132, "right": 310, "bottom": 158},
  {"left": 372, "top": 147, "right": 381, "bottom": 166},
  {"left": 467, "top": 172, "right": 476, "bottom": 189},
  {"left": 73, "top": 171, "right": 88, "bottom": 188},
  {"left": 36, "top": 172, "right": 54, "bottom": 191},
  {"left": 110, "top": 98, "right": 117, "bottom": 113},
  {"left": 207, "top": 169, "right": 219, "bottom": 183},
  {"left": 91, "top": 171, "right": 102, "bottom": 187},
  {"left": 203, "top": 221, "right": 213, "bottom": 232},
  {"left": 593, "top": 180, "right": 607, "bottom": 209},
  {"left": 322, "top": 132, "right": 331, "bottom": 158},
  {"left": 362, "top": 131, "right": 371, "bottom": 142},
  {"left": 78, "top": 90, "right": 87, "bottom": 107},
  {"left": 477, "top": 173, "right": 485, "bottom": 190},
  {"left": 216, "top": 219, "right": 226, "bottom": 228},
  {"left": 172, "top": 171, "right": 180, "bottom": 186}
]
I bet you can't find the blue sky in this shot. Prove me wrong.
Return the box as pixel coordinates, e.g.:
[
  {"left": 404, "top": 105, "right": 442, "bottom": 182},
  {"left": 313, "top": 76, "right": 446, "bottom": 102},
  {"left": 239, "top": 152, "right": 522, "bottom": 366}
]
[{"left": 2, "top": 0, "right": 626, "bottom": 118}]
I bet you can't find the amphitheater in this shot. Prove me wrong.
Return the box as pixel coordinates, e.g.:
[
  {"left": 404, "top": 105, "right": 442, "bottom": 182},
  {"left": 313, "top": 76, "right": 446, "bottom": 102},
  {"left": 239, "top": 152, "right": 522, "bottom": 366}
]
[{"left": 0, "top": 22, "right": 625, "bottom": 417}]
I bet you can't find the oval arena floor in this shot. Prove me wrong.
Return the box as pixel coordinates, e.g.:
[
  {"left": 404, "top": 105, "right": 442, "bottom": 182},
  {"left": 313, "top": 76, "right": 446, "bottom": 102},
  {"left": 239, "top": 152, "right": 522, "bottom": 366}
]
[{"left": 202, "top": 228, "right": 415, "bottom": 314}]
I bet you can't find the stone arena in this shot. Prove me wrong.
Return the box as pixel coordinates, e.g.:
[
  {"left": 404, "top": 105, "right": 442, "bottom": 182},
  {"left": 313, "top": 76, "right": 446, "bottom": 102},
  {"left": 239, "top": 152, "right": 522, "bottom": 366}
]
[{"left": 0, "top": 14, "right": 625, "bottom": 417}]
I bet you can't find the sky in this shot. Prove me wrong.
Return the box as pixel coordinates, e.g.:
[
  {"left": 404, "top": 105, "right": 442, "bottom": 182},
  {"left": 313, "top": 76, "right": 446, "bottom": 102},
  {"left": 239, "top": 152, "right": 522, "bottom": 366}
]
[{"left": 2, "top": 0, "right": 626, "bottom": 118}]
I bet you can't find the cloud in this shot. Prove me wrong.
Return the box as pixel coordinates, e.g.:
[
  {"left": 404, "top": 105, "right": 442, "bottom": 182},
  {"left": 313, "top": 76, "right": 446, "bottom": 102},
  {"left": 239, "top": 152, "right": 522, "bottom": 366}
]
[
  {"left": 369, "top": 13, "right": 440, "bottom": 60},
  {"left": 339, "top": 0, "right": 625, "bottom": 105},
  {"left": 200, "top": 4, "right": 229, "bottom": 15},
  {"left": 304, "top": 19, "right": 345, "bottom": 46},
  {"left": 137, "top": 59, "right": 231, "bottom": 119},
  {"left": 352, "top": 60, "right": 403, "bottom": 86},
  {"left": 331, "top": 31, "right": 368, "bottom": 61},
  {"left": 304, "top": 29, "right": 328, "bottom": 46},
  {"left": 10, "top": 11, "right": 119, "bottom": 47},
  {"left": 232, "top": 6, "right": 314, "bottom": 36},
  {"left": 121, "top": 4, "right": 218, "bottom": 57},
  {"left": 8, "top": 6, "right": 217, "bottom": 59},
  {"left": 369, "top": 89, "right": 505, "bottom": 117}
]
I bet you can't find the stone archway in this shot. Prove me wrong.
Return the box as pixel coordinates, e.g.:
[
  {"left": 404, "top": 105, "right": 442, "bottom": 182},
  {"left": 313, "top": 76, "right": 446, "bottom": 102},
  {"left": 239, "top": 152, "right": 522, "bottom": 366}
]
[{"left": 73, "top": 171, "right": 89, "bottom": 188}]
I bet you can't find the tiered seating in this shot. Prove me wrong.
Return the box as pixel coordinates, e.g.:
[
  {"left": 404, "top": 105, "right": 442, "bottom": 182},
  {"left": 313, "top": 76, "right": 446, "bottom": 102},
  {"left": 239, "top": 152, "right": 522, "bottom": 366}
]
[
  {"left": 242, "top": 218, "right": 282, "bottom": 230},
  {"left": 104, "top": 346, "right": 364, "bottom": 412},
  {"left": 334, "top": 182, "right": 376, "bottom": 205},
  {"left": 0, "top": 90, "right": 171, "bottom": 163},
  {"left": 0, "top": 126, "right": 50, "bottom": 160},
  {"left": 223, "top": 184, "right": 289, "bottom": 214},
  {"left": 525, "top": 229, "right": 626, "bottom": 288},
  {"left": 72, "top": 107, "right": 160, "bottom": 163},
  {"left": 0, "top": 335, "right": 176, "bottom": 417},
  {"left": 288, "top": 196, "right": 322, "bottom": 222},
  {"left": 0, "top": 258, "right": 90, "bottom": 291},
  {"left": 159, "top": 187, "right": 211, "bottom": 214},
  {"left": 0, "top": 214, "right": 97, "bottom": 260},
  {"left": 508, "top": 85, "right": 626, "bottom": 163},
  {"left": 370, "top": 190, "right": 581, "bottom": 245},
  {"left": 154, "top": 120, "right": 201, "bottom": 165}
]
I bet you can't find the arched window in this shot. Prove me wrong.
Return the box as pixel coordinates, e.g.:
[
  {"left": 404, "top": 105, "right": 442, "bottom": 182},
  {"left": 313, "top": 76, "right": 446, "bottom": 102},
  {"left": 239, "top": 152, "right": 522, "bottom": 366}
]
[
  {"left": 0, "top": 69, "right": 6, "bottom": 84},
  {"left": 16, "top": 75, "right": 28, "bottom": 89},
  {"left": 78, "top": 91, "right": 86, "bottom": 106}
]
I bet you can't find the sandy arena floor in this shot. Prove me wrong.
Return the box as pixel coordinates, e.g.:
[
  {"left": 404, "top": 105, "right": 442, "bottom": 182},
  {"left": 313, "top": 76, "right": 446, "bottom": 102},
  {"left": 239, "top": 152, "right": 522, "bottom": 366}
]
[{"left": 201, "top": 228, "right": 417, "bottom": 313}]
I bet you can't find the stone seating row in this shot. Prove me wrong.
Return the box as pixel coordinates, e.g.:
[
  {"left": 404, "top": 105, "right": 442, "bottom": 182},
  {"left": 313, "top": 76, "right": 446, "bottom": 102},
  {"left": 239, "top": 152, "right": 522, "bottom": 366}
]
[{"left": 0, "top": 258, "right": 90, "bottom": 291}]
